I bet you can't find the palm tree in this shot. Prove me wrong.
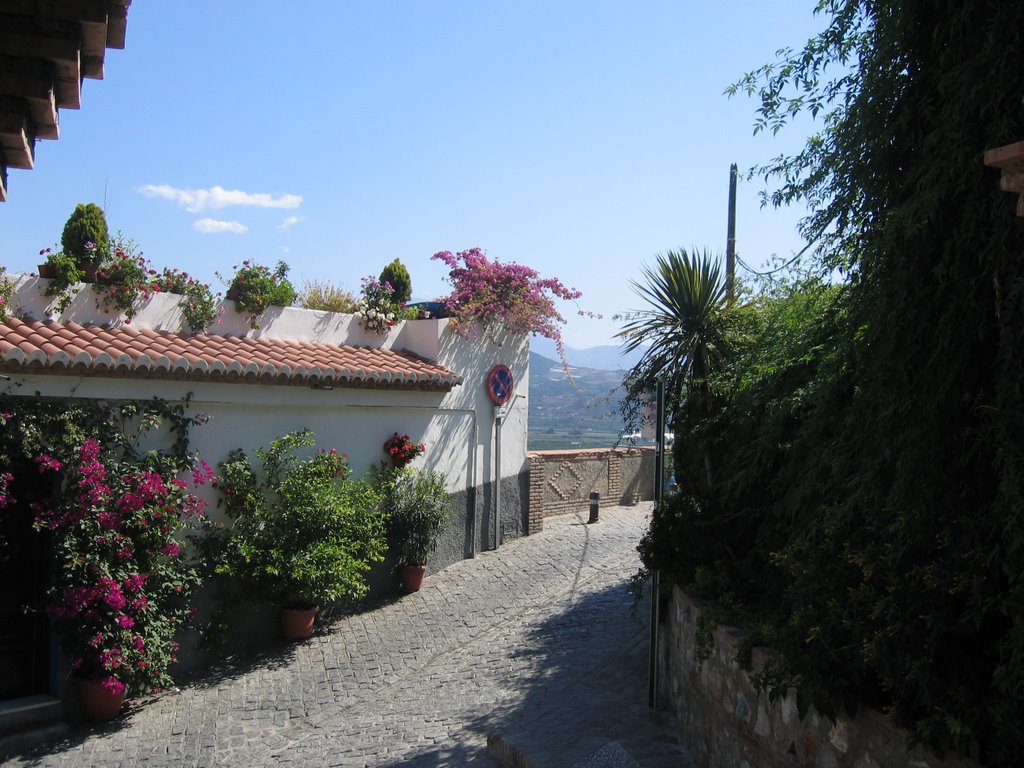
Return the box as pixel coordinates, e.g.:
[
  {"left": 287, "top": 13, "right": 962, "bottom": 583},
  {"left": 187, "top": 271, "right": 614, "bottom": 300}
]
[{"left": 617, "top": 248, "right": 735, "bottom": 489}]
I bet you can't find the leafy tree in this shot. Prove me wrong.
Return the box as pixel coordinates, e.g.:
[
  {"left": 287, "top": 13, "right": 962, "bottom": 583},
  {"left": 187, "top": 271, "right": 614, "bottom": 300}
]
[{"left": 643, "top": 1, "right": 1024, "bottom": 762}]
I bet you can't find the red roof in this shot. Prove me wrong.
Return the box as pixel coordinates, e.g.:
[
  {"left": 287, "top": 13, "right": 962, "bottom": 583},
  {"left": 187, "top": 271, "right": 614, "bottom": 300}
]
[{"left": 0, "top": 318, "right": 462, "bottom": 391}]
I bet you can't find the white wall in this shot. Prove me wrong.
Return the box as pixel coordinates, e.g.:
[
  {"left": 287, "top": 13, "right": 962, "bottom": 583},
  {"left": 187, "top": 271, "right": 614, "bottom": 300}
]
[{"left": 4, "top": 274, "right": 531, "bottom": 537}]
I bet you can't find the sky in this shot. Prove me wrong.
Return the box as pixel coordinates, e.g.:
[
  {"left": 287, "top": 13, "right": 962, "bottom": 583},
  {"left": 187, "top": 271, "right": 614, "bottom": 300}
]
[{"left": 1, "top": 2, "right": 828, "bottom": 350}]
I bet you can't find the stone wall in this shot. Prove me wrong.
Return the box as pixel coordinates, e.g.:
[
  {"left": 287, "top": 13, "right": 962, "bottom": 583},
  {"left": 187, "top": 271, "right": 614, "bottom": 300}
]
[
  {"left": 658, "top": 584, "right": 980, "bottom": 768},
  {"left": 526, "top": 448, "right": 655, "bottom": 533}
]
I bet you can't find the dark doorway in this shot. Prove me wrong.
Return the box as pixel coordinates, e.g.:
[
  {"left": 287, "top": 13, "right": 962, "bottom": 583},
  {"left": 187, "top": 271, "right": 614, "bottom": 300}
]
[{"left": 0, "top": 464, "right": 52, "bottom": 700}]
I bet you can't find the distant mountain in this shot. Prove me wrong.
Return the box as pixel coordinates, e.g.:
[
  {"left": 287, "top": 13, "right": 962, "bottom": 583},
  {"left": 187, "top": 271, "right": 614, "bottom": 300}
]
[
  {"left": 529, "top": 337, "right": 644, "bottom": 371},
  {"left": 528, "top": 352, "right": 629, "bottom": 450}
]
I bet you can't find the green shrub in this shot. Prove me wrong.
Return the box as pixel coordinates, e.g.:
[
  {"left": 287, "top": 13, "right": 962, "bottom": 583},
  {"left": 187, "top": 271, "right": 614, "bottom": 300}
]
[
  {"left": 60, "top": 203, "right": 109, "bottom": 263},
  {"left": 375, "top": 467, "right": 450, "bottom": 567},
  {"left": 297, "top": 279, "right": 359, "bottom": 313},
  {"left": 215, "top": 430, "right": 386, "bottom": 609},
  {"left": 379, "top": 259, "right": 412, "bottom": 304},
  {"left": 221, "top": 260, "right": 296, "bottom": 329}
]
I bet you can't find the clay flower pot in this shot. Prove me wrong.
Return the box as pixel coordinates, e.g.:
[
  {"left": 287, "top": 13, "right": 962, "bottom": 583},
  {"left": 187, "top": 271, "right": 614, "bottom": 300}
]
[
  {"left": 76, "top": 676, "right": 126, "bottom": 722},
  {"left": 400, "top": 565, "right": 428, "bottom": 592},
  {"left": 279, "top": 606, "right": 318, "bottom": 639},
  {"left": 37, "top": 263, "right": 57, "bottom": 279}
]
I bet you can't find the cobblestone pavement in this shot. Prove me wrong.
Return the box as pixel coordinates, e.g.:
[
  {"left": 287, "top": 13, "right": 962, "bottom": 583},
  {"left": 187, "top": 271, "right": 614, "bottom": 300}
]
[{"left": 6, "top": 503, "right": 693, "bottom": 768}]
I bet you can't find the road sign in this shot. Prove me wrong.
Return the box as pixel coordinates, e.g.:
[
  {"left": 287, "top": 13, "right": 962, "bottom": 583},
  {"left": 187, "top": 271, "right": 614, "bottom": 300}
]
[{"left": 486, "top": 364, "right": 514, "bottom": 405}]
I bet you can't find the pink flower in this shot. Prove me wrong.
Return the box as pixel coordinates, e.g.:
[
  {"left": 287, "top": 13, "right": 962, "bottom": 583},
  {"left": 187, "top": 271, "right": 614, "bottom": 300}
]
[
  {"left": 161, "top": 542, "right": 180, "bottom": 557},
  {"left": 117, "top": 615, "right": 135, "bottom": 629},
  {"left": 101, "top": 676, "right": 125, "bottom": 696}
]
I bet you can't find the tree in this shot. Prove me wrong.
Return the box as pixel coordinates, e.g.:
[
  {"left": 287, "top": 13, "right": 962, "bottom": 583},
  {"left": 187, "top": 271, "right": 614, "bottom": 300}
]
[
  {"left": 616, "top": 248, "right": 737, "bottom": 489},
  {"left": 669, "top": 1, "right": 1024, "bottom": 761}
]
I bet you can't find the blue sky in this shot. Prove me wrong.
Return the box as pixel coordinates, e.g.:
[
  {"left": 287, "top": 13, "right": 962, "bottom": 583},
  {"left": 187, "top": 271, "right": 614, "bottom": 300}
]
[{"left": 2, "top": 2, "right": 826, "bottom": 349}]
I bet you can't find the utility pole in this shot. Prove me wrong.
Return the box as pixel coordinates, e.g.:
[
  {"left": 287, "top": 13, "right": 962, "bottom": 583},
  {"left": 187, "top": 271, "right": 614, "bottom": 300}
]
[{"left": 726, "top": 163, "right": 737, "bottom": 300}]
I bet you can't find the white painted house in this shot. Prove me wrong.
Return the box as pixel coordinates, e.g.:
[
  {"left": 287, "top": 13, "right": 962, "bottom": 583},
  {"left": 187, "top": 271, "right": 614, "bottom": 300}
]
[{"left": 0, "top": 274, "right": 531, "bottom": 713}]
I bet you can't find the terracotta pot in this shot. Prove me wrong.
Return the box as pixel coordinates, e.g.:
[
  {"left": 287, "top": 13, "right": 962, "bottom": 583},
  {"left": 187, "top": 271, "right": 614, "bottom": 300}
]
[
  {"left": 400, "top": 564, "right": 428, "bottom": 592},
  {"left": 80, "top": 263, "right": 99, "bottom": 283},
  {"left": 37, "top": 263, "right": 57, "bottom": 279},
  {"left": 76, "top": 676, "right": 125, "bottom": 722},
  {"left": 279, "top": 606, "right": 318, "bottom": 639}
]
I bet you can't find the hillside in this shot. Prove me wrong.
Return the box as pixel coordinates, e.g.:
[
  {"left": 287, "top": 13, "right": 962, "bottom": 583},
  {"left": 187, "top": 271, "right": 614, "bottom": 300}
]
[{"left": 527, "top": 352, "right": 628, "bottom": 450}]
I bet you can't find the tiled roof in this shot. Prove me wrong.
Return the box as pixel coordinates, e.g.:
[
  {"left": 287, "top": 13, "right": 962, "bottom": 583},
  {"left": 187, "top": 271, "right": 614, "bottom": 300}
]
[{"left": 0, "top": 318, "right": 462, "bottom": 391}]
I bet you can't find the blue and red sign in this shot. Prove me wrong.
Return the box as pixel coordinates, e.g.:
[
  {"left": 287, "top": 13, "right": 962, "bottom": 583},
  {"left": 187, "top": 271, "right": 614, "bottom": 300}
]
[{"left": 486, "top": 364, "right": 514, "bottom": 405}]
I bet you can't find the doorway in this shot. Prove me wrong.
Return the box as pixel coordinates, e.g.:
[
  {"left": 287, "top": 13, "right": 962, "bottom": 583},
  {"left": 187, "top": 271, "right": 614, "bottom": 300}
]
[{"left": 0, "top": 465, "right": 52, "bottom": 700}]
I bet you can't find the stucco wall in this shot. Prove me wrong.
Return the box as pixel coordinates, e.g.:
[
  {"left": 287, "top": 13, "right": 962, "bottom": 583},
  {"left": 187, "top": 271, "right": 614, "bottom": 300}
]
[
  {"left": 2, "top": 278, "right": 534, "bottom": 672},
  {"left": 5, "top": 276, "right": 531, "bottom": 546},
  {"left": 658, "top": 585, "right": 980, "bottom": 768}
]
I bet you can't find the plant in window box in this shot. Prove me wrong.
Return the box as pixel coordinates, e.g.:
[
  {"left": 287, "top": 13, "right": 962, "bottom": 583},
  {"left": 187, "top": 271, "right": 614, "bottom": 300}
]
[
  {"left": 151, "top": 267, "right": 220, "bottom": 335},
  {"left": 214, "top": 430, "right": 387, "bottom": 639},
  {"left": 355, "top": 276, "right": 400, "bottom": 334},
  {"left": 61, "top": 202, "right": 110, "bottom": 279},
  {"left": 40, "top": 249, "right": 84, "bottom": 315},
  {"left": 219, "top": 260, "right": 296, "bottom": 329},
  {"left": 91, "top": 237, "right": 151, "bottom": 322}
]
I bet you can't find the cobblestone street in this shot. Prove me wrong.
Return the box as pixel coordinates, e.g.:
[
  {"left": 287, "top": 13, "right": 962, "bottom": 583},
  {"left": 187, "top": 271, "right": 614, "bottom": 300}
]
[{"left": 5, "top": 503, "right": 692, "bottom": 767}]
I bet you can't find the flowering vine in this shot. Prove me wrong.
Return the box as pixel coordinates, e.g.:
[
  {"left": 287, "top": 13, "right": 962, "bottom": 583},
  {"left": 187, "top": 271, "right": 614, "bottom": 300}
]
[
  {"left": 0, "top": 398, "right": 212, "bottom": 696},
  {"left": 432, "top": 248, "right": 597, "bottom": 367}
]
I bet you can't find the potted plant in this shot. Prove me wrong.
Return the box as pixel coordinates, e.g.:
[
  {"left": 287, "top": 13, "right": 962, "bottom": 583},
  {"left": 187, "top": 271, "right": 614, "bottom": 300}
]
[
  {"left": 215, "top": 430, "right": 387, "bottom": 638},
  {"left": 60, "top": 202, "right": 110, "bottom": 281},
  {"left": 91, "top": 237, "right": 151, "bottom": 322},
  {"left": 382, "top": 432, "right": 426, "bottom": 470},
  {"left": 219, "top": 260, "right": 296, "bottom": 329},
  {"left": 14, "top": 406, "right": 212, "bottom": 721},
  {"left": 355, "top": 275, "right": 400, "bottom": 334},
  {"left": 378, "top": 467, "right": 451, "bottom": 592},
  {"left": 150, "top": 267, "right": 220, "bottom": 335}
]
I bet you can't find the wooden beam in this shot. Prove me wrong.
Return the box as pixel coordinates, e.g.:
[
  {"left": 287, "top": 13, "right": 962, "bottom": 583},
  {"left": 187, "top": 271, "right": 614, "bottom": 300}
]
[
  {"left": 0, "top": 110, "right": 35, "bottom": 169},
  {"left": 0, "top": 16, "right": 83, "bottom": 109},
  {"left": 0, "top": 164, "right": 7, "bottom": 202},
  {"left": 0, "top": 61, "right": 60, "bottom": 137},
  {"left": 106, "top": 1, "right": 132, "bottom": 49}
]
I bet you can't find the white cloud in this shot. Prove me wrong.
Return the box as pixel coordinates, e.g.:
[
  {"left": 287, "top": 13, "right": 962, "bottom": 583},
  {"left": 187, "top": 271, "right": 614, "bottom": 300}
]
[
  {"left": 138, "top": 184, "right": 302, "bottom": 214},
  {"left": 277, "top": 215, "right": 305, "bottom": 232},
  {"left": 194, "top": 218, "right": 249, "bottom": 234}
]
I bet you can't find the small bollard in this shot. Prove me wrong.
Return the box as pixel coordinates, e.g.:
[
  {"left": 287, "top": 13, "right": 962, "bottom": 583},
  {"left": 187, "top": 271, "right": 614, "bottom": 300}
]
[{"left": 588, "top": 490, "right": 600, "bottom": 523}]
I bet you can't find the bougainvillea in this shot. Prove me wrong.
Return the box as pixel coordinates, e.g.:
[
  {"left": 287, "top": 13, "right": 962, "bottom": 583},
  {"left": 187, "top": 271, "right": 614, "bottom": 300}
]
[
  {"left": 432, "top": 248, "right": 594, "bottom": 366},
  {"left": 0, "top": 399, "right": 211, "bottom": 696}
]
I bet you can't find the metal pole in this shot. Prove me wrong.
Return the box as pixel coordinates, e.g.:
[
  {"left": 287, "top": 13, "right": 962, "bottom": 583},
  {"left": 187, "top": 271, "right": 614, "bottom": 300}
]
[
  {"left": 648, "top": 380, "right": 665, "bottom": 708},
  {"left": 726, "top": 163, "right": 737, "bottom": 301},
  {"left": 494, "top": 413, "right": 502, "bottom": 550}
]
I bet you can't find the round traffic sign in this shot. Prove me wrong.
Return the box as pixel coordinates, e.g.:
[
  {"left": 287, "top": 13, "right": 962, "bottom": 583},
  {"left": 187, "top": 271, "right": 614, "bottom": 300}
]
[{"left": 487, "top": 364, "right": 514, "bottom": 405}]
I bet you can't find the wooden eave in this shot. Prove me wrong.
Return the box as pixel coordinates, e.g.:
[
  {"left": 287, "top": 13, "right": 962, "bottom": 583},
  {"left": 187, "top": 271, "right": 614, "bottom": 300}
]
[{"left": 0, "top": 0, "right": 130, "bottom": 200}]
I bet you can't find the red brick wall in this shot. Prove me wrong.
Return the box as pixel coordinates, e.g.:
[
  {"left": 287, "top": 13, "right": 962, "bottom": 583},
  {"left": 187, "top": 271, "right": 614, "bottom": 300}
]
[{"left": 526, "top": 447, "right": 655, "bottom": 534}]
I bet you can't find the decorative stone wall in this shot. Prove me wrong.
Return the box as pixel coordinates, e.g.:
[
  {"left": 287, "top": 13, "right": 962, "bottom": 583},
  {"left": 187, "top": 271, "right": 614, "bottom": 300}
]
[
  {"left": 526, "top": 448, "right": 655, "bottom": 533},
  {"left": 658, "top": 584, "right": 980, "bottom": 768}
]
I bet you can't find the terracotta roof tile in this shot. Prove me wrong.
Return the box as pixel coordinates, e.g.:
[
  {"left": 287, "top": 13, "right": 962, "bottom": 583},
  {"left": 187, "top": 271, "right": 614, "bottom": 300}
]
[{"left": 0, "top": 318, "right": 462, "bottom": 391}]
